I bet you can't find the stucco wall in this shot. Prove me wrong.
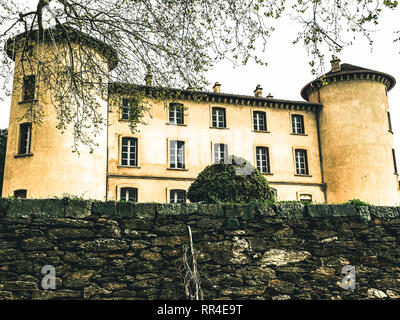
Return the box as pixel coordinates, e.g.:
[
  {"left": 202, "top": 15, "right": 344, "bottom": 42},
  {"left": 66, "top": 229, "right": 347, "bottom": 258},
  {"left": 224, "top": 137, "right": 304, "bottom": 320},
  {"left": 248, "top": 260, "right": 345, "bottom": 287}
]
[
  {"left": 1, "top": 198, "right": 400, "bottom": 300},
  {"left": 309, "top": 80, "right": 400, "bottom": 205},
  {"left": 2, "top": 42, "right": 108, "bottom": 200},
  {"left": 107, "top": 95, "right": 324, "bottom": 202}
]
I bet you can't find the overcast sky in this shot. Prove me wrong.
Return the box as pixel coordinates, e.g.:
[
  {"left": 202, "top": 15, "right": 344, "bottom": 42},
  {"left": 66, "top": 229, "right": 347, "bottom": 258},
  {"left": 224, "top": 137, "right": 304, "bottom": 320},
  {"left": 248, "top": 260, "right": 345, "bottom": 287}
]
[{"left": 0, "top": 3, "right": 399, "bottom": 157}]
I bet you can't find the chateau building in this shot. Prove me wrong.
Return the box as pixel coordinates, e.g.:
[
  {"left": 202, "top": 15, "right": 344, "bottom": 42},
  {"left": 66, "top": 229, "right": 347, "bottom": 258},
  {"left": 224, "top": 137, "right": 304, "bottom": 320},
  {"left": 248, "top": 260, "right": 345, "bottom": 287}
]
[{"left": 2, "top": 28, "right": 400, "bottom": 205}]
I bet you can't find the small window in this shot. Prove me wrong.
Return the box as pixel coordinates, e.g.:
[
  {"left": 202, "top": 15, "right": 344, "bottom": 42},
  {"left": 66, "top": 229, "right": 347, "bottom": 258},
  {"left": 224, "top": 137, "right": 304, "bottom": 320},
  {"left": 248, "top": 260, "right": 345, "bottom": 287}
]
[
  {"left": 121, "top": 137, "right": 138, "bottom": 166},
  {"left": 393, "top": 149, "right": 398, "bottom": 174},
  {"left": 121, "top": 98, "right": 137, "bottom": 120},
  {"left": 14, "top": 190, "right": 27, "bottom": 198},
  {"left": 19, "top": 123, "right": 32, "bottom": 155},
  {"left": 388, "top": 111, "right": 393, "bottom": 132},
  {"left": 170, "top": 189, "right": 186, "bottom": 203},
  {"left": 120, "top": 187, "right": 138, "bottom": 202},
  {"left": 292, "top": 114, "right": 305, "bottom": 134},
  {"left": 299, "top": 194, "right": 312, "bottom": 203},
  {"left": 23, "top": 75, "right": 36, "bottom": 101},
  {"left": 170, "top": 140, "right": 185, "bottom": 169},
  {"left": 214, "top": 143, "right": 228, "bottom": 164},
  {"left": 253, "top": 111, "right": 267, "bottom": 131},
  {"left": 212, "top": 107, "right": 226, "bottom": 128},
  {"left": 169, "top": 103, "right": 184, "bottom": 125},
  {"left": 295, "top": 149, "right": 309, "bottom": 175},
  {"left": 256, "top": 147, "right": 271, "bottom": 174}
]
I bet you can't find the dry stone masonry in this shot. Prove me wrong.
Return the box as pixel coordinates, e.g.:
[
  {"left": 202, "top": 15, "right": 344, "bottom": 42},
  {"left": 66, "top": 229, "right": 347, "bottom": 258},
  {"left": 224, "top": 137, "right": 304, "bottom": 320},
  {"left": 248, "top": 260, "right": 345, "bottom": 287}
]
[{"left": 0, "top": 198, "right": 400, "bottom": 300}]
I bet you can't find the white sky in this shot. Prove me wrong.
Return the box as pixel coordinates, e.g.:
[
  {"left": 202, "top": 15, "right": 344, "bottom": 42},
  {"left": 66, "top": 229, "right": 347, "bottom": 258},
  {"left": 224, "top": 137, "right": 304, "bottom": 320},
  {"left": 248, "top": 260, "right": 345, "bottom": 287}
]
[{"left": 0, "top": 4, "right": 399, "bottom": 158}]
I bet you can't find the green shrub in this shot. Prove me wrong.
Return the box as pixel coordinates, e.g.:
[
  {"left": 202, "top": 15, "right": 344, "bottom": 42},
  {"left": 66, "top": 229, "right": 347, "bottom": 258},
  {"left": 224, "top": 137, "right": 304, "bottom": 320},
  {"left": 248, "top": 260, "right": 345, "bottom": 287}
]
[
  {"left": 345, "top": 199, "right": 371, "bottom": 207},
  {"left": 187, "top": 155, "right": 275, "bottom": 204}
]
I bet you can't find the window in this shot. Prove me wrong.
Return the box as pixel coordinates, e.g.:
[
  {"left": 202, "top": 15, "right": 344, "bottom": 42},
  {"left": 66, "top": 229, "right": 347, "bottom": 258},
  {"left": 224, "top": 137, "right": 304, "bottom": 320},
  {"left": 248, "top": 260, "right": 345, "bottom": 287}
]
[
  {"left": 23, "top": 75, "right": 36, "bottom": 101},
  {"left": 14, "top": 190, "right": 27, "bottom": 198},
  {"left": 170, "top": 140, "right": 185, "bottom": 169},
  {"left": 169, "top": 103, "right": 184, "bottom": 125},
  {"left": 214, "top": 143, "right": 228, "bottom": 164},
  {"left": 295, "top": 149, "right": 309, "bottom": 175},
  {"left": 388, "top": 111, "right": 393, "bottom": 132},
  {"left": 393, "top": 149, "right": 398, "bottom": 174},
  {"left": 292, "top": 114, "right": 305, "bottom": 134},
  {"left": 256, "top": 147, "right": 271, "bottom": 174},
  {"left": 170, "top": 189, "right": 186, "bottom": 203},
  {"left": 19, "top": 123, "right": 32, "bottom": 155},
  {"left": 212, "top": 107, "right": 226, "bottom": 128},
  {"left": 253, "top": 111, "right": 267, "bottom": 131},
  {"left": 121, "top": 137, "right": 138, "bottom": 166},
  {"left": 121, "top": 98, "right": 137, "bottom": 120},
  {"left": 299, "top": 194, "right": 312, "bottom": 203},
  {"left": 120, "top": 187, "right": 138, "bottom": 202}
]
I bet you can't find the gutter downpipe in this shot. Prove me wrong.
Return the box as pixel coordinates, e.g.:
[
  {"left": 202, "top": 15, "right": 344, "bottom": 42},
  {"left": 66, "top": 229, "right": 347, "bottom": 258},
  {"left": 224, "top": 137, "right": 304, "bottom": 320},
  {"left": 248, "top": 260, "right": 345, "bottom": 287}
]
[{"left": 315, "top": 87, "right": 328, "bottom": 203}]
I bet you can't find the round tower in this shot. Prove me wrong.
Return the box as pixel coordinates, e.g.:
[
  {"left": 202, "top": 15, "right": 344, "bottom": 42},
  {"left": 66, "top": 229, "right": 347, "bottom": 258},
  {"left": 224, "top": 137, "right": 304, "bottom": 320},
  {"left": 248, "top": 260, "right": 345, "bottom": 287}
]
[
  {"left": 301, "top": 58, "right": 399, "bottom": 205},
  {"left": 2, "top": 26, "right": 118, "bottom": 200}
]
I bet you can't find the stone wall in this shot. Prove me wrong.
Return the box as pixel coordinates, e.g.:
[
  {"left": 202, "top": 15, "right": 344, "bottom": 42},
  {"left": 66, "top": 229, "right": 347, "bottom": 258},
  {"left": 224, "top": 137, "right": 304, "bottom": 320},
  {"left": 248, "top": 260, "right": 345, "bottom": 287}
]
[{"left": 0, "top": 198, "right": 400, "bottom": 300}]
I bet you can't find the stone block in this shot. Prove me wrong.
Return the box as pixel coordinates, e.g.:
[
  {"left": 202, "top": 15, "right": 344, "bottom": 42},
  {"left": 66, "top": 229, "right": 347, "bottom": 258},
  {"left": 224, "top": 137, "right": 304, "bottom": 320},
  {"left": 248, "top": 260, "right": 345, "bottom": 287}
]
[
  {"left": 224, "top": 204, "right": 255, "bottom": 220},
  {"left": 65, "top": 199, "right": 92, "bottom": 218},
  {"left": 134, "top": 203, "right": 157, "bottom": 220},
  {"left": 92, "top": 201, "right": 117, "bottom": 215},
  {"left": 255, "top": 203, "right": 276, "bottom": 217},
  {"left": 369, "top": 206, "right": 399, "bottom": 219},
  {"left": 7, "top": 199, "right": 65, "bottom": 218},
  {"left": 157, "top": 203, "right": 181, "bottom": 216},
  {"left": 78, "top": 238, "right": 130, "bottom": 252},
  {"left": 116, "top": 201, "right": 134, "bottom": 217},
  {"left": 198, "top": 203, "right": 224, "bottom": 217},
  {"left": 275, "top": 202, "right": 305, "bottom": 219},
  {"left": 179, "top": 203, "right": 199, "bottom": 215},
  {"left": 307, "top": 205, "right": 332, "bottom": 218},
  {"left": 330, "top": 205, "right": 357, "bottom": 218},
  {"left": 0, "top": 198, "right": 10, "bottom": 215}
]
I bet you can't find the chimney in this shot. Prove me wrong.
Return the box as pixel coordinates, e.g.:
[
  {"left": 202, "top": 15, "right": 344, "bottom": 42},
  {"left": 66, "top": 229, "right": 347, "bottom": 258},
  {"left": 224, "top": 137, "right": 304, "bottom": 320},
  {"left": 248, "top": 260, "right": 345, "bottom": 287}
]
[
  {"left": 267, "top": 93, "right": 273, "bottom": 99},
  {"left": 145, "top": 66, "right": 152, "bottom": 86},
  {"left": 213, "top": 82, "right": 221, "bottom": 93},
  {"left": 330, "top": 56, "right": 341, "bottom": 73},
  {"left": 254, "top": 84, "right": 263, "bottom": 97}
]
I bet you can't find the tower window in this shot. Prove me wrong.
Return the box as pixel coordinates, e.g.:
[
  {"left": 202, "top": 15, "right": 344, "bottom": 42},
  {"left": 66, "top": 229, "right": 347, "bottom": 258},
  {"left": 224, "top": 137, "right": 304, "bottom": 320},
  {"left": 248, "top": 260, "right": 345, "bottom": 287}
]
[
  {"left": 19, "top": 123, "right": 32, "bottom": 155},
  {"left": 292, "top": 114, "right": 305, "bottom": 134},
  {"left": 295, "top": 149, "right": 309, "bottom": 175},
  {"left": 121, "top": 137, "right": 138, "bottom": 166},
  {"left": 170, "top": 140, "right": 185, "bottom": 169},
  {"left": 170, "top": 189, "right": 186, "bottom": 203},
  {"left": 253, "top": 111, "right": 267, "bottom": 131},
  {"left": 121, "top": 98, "right": 137, "bottom": 120},
  {"left": 14, "top": 189, "right": 27, "bottom": 198},
  {"left": 169, "top": 103, "right": 184, "bottom": 125},
  {"left": 212, "top": 107, "right": 226, "bottom": 128},
  {"left": 214, "top": 143, "right": 228, "bottom": 164},
  {"left": 387, "top": 111, "right": 393, "bottom": 132},
  {"left": 393, "top": 149, "right": 398, "bottom": 174},
  {"left": 23, "top": 75, "right": 36, "bottom": 101},
  {"left": 256, "top": 146, "right": 271, "bottom": 174},
  {"left": 120, "top": 187, "right": 138, "bottom": 202}
]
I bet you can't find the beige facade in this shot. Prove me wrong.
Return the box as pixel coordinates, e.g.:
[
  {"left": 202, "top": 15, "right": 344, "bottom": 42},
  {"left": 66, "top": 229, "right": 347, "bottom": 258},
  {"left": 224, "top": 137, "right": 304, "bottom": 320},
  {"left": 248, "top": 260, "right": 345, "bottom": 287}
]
[{"left": 2, "top": 33, "right": 399, "bottom": 205}]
